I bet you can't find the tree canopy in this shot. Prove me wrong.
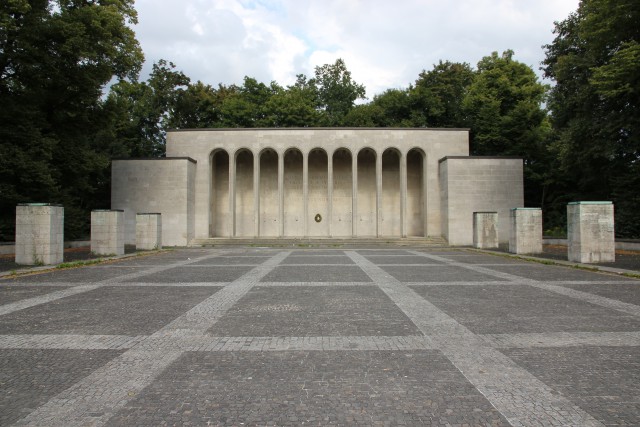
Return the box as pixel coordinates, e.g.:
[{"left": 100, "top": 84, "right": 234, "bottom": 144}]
[{"left": 1, "top": 0, "right": 639, "bottom": 240}]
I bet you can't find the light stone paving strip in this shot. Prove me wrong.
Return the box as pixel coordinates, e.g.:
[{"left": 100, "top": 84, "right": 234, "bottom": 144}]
[
  {"left": 410, "top": 250, "right": 640, "bottom": 317},
  {"left": 481, "top": 331, "right": 640, "bottom": 348},
  {"left": 0, "top": 334, "right": 145, "bottom": 350},
  {"left": 13, "top": 251, "right": 290, "bottom": 427},
  {"left": 345, "top": 250, "right": 604, "bottom": 427}
]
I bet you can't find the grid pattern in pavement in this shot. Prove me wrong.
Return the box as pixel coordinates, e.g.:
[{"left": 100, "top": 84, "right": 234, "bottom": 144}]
[{"left": 0, "top": 247, "right": 638, "bottom": 426}]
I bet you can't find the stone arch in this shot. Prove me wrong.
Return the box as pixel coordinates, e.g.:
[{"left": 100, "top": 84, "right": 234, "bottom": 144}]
[
  {"left": 258, "top": 148, "right": 279, "bottom": 236},
  {"left": 210, "top": 148, "right": 229, "bottom": 237},
  {"left": 407, "top": 148, "right": 426, "bottom": 237},
  {"left": 308, "top": 148, "right": 329, "bottom": 236},
  {"left": 283, "top": 147, "right": 303, "bottom": 236},
  {"left": 381, "top": 147, "right": 401, "bottom": 236},
  {"left": 234, "top": 148, "right": 254, "bottom": 237},
  {"left": 357, "top": 147, "right": 377, "bottom": 236},
  {"left": 332, "top": 147, "right": 353, "bottom": 236}
]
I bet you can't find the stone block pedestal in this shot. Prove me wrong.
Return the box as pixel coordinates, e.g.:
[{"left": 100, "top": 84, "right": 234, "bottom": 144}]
[
  {"left": 473, "top": 212, "right": 498, "bottom": 249},
  {"left": 15, "top": 203, "right": 64, "bottom": 265},
  {"left": 567, "top": 202, "right": 615, "bottom": 263},
  {"left": 509, "top": 208, "right": 542, "bottom": 254},
  {"left": 136, "top": 213, "right": 162, "bottom": 250},
  {"left": 91, "top": 210, "right": 125, "bottom": 256}
]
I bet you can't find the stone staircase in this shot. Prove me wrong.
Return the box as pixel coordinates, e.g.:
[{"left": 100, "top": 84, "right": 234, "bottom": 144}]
[{"left": 191, "top": 236, "right": 448, "bottom": 248}]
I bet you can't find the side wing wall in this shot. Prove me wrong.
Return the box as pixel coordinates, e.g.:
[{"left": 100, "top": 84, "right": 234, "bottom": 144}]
[
  {"left": 439, "top": 157, "right": 523, "bottom": 245},
  {"left": 111, "top": 158, "right": 196, "bottom": 246}
]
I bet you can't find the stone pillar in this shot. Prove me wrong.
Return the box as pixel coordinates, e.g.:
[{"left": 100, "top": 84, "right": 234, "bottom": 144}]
[
  {"left": 303, "top": 151, "right": 309, "bottom": 237},
  {"left": 400, "top": 152, "right": 408, "bottom": 238},
  {"left": 509, "top": 208, "right": 542, "bottom": 254},
  {"left": 228, "top": 153, "right": 236, "bottom": 237},
  {"left": 15, "top": 203, "right": 64, "bottom": 265},
  {"left": 376, "top": 152, "right": 382, "bottom": 237},
  {"left": 253, "top": 151, "right": 260, "bottom": 237},
  {"left": 328, "top": 153, "right": 334, "bottom": 237},
  {"left": 136, "top": 213, "right": 162, "bottom": 250},
  {"left": 473, "top": 212, "right": 498, "bottom": 249},
  {"left": 352, "top": 153, "right": 358, "bottom": 237},
  {"left": 91, "top": 209, "right": 125, "bottom": 256},
  {"left": 568, "top": 202, "right": 615, "bottom": 263},
  {"left": 278, "top": 152, "right": 284, "bottom": 237}
]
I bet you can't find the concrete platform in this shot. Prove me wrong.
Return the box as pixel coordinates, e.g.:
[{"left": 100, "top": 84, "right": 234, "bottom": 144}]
[{"left": 0, "top": 247, "right": 639, "bottom": 426}]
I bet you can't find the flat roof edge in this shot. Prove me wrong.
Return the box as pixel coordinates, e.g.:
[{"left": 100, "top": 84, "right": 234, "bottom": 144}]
[
  {"left": 112, "top": 157, "right": 197, "bottom": 163},
  {"left": 438, "top": 156, "right": 523, "bottom": 163},
  {"left": 167, "top": 127, "right": 471, "bottom": 132}
]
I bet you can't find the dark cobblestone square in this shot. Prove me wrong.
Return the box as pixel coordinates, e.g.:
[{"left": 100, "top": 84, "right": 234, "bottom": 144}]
[
  {"left": 502, "top": 346, "right": 640, "bottom": 426},
  {"left": 481, "top": 263, "right": 633, "bottom": 281},
  {"left": 3, "top": 266, "right": 148, "bottom": 283},
  {"left": 261, "top": 265, "right": 372, "bottom": 282},
  {"left": 363, "top": 255, "right": 446, "bottom": 265},
  {"left": 126, "top": 266, "right": 250, "bottom": 282},
  {"left": 106, "top": 350, "right": 509, "bottom": 427},
  {"left": 557, "top": 282, "right": 640, "bottom": 306},
  {"left": 0, "top": 286, "right": 221, "bottom": 335},
  {"left": 382, "top": 265, "right": 506, "bottom": 282},
  {"left": 0, "top": 285, "right": 69, "bottom": 305},
  {"left": 0, "top": 349, "right": 124, "bottom": 426},
  {"left": 282, "top": 254, "right": 354, "bottom": 264},
  {"left": 438, "top": 254, "right": 526, "bottom": 265},
  {"left": 190, "top": 256, "right": 271, "bottom": 266},
  {"left": 210, "top": 286, "right": 420, "bottom": 336},
  {"left": 411, "top": 284, "right": 640, "bottom": 333}
]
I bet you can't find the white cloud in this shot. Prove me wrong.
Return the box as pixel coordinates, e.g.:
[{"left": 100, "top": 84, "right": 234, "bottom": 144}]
[{"left": 133, "top": 0, "right": 580, "bottom": 97}]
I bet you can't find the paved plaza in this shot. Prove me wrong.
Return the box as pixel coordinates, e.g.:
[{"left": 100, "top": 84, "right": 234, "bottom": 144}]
[{"left": 0, "top": 247, "right": 639, "bottom": 426}]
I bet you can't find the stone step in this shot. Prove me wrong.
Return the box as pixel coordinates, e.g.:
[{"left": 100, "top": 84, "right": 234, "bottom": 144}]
[{"left": 191, "top": 237, "right": 448, "bottom": 247}]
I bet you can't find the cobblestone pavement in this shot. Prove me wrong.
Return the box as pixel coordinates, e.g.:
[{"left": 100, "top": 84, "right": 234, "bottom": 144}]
[{"left": 0, "top": 248, "right": 639, "bottom": 426}]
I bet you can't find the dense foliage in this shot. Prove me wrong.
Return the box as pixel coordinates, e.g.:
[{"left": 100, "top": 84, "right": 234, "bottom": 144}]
[{"left": 1, "top": 0, "right": 638, "bottom": 240}]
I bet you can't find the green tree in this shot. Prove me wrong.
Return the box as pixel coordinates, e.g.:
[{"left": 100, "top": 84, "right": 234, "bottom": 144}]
[
  {"left": 0, "top": 0, "right": 143, "bottom": 240},
  {"left": 543, "top": 0, "right": 640, "bottom": 237},
  {"left": 313, "top": 58, "right": 366, "bottom": 125},
  {"left": 462, "top": 51, "right": 551, "bottom": 216},
  {"left": 411, "top": 61, "right": 474, "bottom": 127},
  {"left": 106, "top": 60, "right": 189, "bottom": 157}
]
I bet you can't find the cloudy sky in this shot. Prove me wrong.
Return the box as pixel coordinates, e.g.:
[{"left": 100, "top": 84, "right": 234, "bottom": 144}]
[{"left": 132, "top": 0, "right": 580, "bottom": 98}]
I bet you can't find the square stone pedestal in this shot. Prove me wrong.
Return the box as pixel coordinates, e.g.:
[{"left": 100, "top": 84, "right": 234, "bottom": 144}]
[
  {"left": 509, "top": 208, "right": 543, "bottom": 254},
  {"left": 91, "top": 210, "right": 125, "bottom": 256},
  {"left": 136, "top": 213, "right": 162, "bottom": 250},
  {"left": 567, "top": 202, "right": 615, "bottom": 263},
  {"left": 473, "top": 212, "right": 498, "bottom": 249},
  {"left": 15, "top": 203, "right": 64, "bottom": 265}
]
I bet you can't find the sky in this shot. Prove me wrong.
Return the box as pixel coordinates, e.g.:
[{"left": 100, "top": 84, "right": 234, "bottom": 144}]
[{"left": 132, "top": 0, "right": 580, "bottom": 99}]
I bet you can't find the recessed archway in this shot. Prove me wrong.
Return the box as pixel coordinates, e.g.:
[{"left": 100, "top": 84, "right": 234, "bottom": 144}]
[
  {"left": 332, "top": 148, "right": 352, "bottom": 236},
  {"left": 381, "top": 148, "right": 401, "bottom": 236},
  {"left": 210, "top": 150, "right": 229, "bottom": 237},
  {"left": 234, "top": 149, "right": 254, "bottom": 237},
  {"left": 407, "top": 148, "right": 425, "bottom": 237},
  {"left": 357, "top": 148, "right": 376, "bottom": 236},
  {"left": 259, "top": 149, "right": 278, "bottom": 237},
  {"left": 308, "top": 148, "right": 329, "bottom": 236},
  {"left": 284, "top": 148, "right": 303, "bottom": 236}
]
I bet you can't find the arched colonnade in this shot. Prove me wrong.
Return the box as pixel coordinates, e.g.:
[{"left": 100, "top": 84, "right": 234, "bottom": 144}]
[{"left": 210, "top": 146, "right": 427, "bottom": 238}]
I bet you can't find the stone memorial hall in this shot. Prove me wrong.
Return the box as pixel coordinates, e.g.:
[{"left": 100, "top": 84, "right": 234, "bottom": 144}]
[{"left": 111, "top": 128, "right": 523, "bottom": 246}]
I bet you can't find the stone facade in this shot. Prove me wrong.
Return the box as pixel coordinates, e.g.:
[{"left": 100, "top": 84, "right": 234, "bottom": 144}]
[
  {"left": 136, "top": 213, "right": 162, "bottom": 250},
  {"left": 111, "top": 129, "right": 524, "bottom": 245},
  {"left": 91, "top": 210, "right": 125, "bottom": 256},
  {"left": 15, "top": 203, "right": 64, "bottom": 265},
  {"left": 112, "top": 158, "right": 195, "bottom": 246},
  {"left": 439, "top": 157, "right": 523, "bottom": 245},
  {"left": 509, "top": 208, "right": 543, "bottom": 254},
  {"left": 568, "top": 202, "right": 615, "bottom": 263},
  {"left": 473, "top": 212, "right": 499, "bottom": 249}
]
